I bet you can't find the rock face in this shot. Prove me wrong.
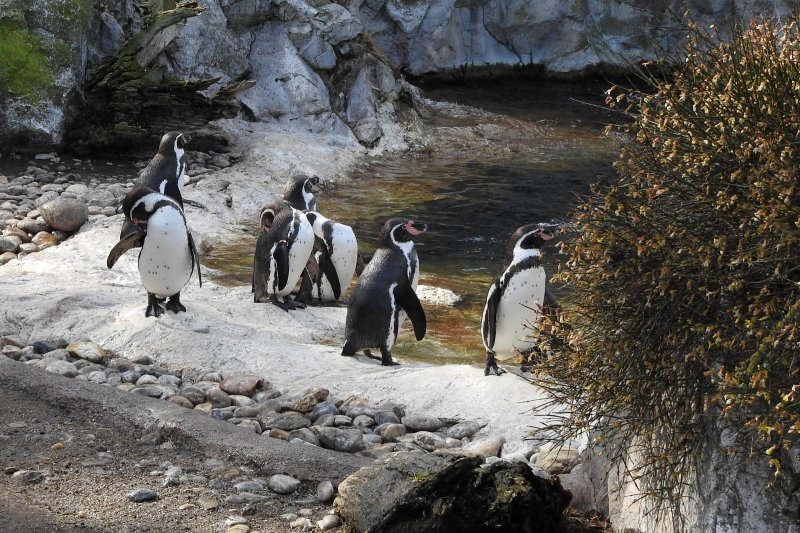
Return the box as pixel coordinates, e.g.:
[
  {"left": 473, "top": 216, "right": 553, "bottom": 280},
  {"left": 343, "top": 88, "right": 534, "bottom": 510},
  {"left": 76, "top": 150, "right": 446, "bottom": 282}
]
[
  {"left": 2, "top": 0, "right": 418, "bottom": 151},
  {"left": 334, "top": 451, "right": 571, "bottom": 533},
  {"left": 354, "top": 0, "right": 799, "bottom": 76}
]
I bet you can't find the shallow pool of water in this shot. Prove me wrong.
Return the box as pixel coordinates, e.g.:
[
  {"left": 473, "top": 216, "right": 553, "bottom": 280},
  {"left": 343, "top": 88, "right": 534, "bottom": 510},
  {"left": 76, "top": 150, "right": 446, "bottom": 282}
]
[{"left": 205, "top": 79, "right": 619, "bottom": 367}]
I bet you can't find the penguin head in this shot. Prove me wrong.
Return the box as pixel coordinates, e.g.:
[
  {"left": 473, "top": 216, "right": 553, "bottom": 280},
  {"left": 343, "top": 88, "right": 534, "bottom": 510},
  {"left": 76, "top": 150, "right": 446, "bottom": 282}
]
[
  {"left": 283, "top": 174, "right": 319, "bottom": 210},
  {"left": 122, "top": 185, "right": 173, "bottom": 227},
  {"left": 303, "top": 210, "right": 329, "bottom": 232},
  {"left": 259, "top": 200, "right": 288, "bottom": 232},
  {"left": 508, "top": 224, "right": 553, "bottom": 257},
  {"left": 381, "top": 218, "right": 428, "bottom": 246},
  {"left": 156, "top": 131, "right": 187, "bottom": 179}
]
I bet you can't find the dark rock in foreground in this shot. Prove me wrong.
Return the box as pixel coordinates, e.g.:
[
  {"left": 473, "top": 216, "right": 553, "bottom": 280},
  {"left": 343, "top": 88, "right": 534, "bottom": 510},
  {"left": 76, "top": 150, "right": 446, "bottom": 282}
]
[{"left": 334, "top": 451, "right": 571, "bottom": 533}]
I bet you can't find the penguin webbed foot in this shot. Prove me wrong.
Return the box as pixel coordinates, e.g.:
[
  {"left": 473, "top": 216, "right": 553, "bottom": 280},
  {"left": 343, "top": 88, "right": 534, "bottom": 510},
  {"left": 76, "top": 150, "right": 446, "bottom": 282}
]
[
  {"left": 379, "top": 349, "right": 400, "bottom": 367},
  {"left": 166, "top": 293, "right": 187, "bottom": 314},
  {"left": 270, "top": 295, "right": 305, "bottom": 311},
  {"left": 484, "top": 351, "right": 506, "bottom": 376},
  {"left": 146, "top": 294, "right": 165, "bottom": 318},
  {"left": 341, "top": 341, "right": 357, "bottom": 357}
]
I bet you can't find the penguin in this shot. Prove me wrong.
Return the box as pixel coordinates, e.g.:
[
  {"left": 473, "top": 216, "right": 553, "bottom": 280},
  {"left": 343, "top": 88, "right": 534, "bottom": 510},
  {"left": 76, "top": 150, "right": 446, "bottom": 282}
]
[
  {"left": 120, "top": 131, "right": 188, "bottom": 241},
  {"left": 283, "top": 174, "right": 319, "bottom": 211},
  {"left": 342, "top": 218, "right": 427, "bottom": 366},
  {"left": 252, "top": 200, "right": 315, "bottom": 311},
  {"left": 298, "top": 211, "right": 358, "bottom": 303},
  {"left": 480, "top": 225, "right": 553, "bottom": 376},
  {"left": 107, "top": 185, "right": 202, "bottom": 318}
]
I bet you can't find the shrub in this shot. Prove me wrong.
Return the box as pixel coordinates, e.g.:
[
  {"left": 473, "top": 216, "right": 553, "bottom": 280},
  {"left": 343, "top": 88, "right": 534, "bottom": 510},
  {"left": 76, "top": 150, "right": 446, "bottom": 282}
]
[{"left": 536, "top": 17, "right": 800, "bottom": 517}]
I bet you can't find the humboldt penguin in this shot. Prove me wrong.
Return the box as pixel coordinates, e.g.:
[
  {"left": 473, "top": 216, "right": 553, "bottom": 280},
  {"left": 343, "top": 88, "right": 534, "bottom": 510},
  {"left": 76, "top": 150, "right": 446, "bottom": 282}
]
[
  {"left": 107, "top": 185, "right": 202, "bottom": 317},
  {"left": 283, "top": 174, "right": 319, "bottom": 211},
  {"left": 480, "top": 225, "right": 553, "bottom": 376},
  {"left": 252, "top": 200, "right": 315, "bottom": 311},
  {"left": 342, "top": 218, "right": 427, "bottom": 366},
  {"left": 120, "top": 131, "right": 188, "bottom": 240},
  {"left": 298, "top": 211, "right": 358, "bottom": 303}
]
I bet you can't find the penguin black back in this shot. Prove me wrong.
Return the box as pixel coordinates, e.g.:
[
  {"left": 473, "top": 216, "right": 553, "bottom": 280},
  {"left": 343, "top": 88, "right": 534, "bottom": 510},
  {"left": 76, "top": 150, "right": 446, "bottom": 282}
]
[{"left": 139, "top": 131, "right": 187, "bottom": 208}]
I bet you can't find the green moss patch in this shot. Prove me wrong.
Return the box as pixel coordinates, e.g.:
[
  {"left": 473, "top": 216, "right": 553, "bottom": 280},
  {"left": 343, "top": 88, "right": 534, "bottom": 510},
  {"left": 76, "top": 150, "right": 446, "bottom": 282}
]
[{"left": 0, "top": 23, "right": 53, "bottom": 102}]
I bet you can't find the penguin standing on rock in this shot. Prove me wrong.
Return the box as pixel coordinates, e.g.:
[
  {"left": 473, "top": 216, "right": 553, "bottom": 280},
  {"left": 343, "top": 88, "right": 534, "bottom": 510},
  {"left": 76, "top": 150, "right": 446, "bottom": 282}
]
[
  {"left": 252, "top": 200, "right": 315, "bottom": 311},
  {"left": 298, "top": 211, "right": 358, "bottom": 303},
  {"left": 107, "top": 185, "right": 202, "bottom": 318},
  {"left": 120, "top": 131, "right": 188, "bottom": 240},
  {"left": 481, "top": 225, "right": 553, "bottom": 376},
  {"left": 342, "top": 218, "right": 427, "bottom": 366}
]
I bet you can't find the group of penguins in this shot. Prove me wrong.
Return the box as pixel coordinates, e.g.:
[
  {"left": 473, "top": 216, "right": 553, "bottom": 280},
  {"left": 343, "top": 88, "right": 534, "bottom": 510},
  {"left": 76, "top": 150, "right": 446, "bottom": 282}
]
[{"left": 107, "top": 132, "right": 556, "bottom": 376}]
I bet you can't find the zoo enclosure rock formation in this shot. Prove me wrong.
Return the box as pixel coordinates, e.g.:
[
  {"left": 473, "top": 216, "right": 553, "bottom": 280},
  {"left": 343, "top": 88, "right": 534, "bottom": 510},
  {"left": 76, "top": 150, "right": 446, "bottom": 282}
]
[
  {"left": 352, "top": 0, "right": 800, "bottom": 77},
  {"left": 1, "top": 0, "right": 420, "bottom": 152}
]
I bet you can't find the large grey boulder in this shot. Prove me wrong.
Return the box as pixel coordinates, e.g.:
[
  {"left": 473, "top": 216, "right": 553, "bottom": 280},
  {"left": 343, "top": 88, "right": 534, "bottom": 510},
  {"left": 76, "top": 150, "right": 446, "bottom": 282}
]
[
  {"left": 39, "top": 198, "right": 88, "bottom": 232},
  {"left": 334, "top": 451, "right": 571, "bottom": 533}
]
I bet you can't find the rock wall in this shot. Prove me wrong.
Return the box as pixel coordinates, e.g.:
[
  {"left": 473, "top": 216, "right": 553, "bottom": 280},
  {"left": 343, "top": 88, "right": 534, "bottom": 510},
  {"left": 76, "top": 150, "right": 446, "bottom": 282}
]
[
  {"left": 352, "top": 0, "right": 799, "bottom": 77},
  {"left": 1, "top": 0, "right": 418, "bottom": 151}
]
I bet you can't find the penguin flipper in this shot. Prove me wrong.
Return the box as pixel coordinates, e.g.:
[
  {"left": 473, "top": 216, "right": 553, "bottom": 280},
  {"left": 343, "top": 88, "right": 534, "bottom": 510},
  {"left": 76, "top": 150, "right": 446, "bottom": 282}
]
[
  {"left": 187, "top": 230, "right": 202, "bottom": 288},
  {"left": 274, "top": 240, "right": 290, "bottom": 291},
  {"left": 318, "top": 252, "right": 342, "bottom": 300},
  {"left": 482, "top": 280, "right": 501, "bottom": 350},
  {"left": 396, "top": 285, "right": 426, "bottom": 341},
  {"left": 107, "top": 227, "right": 145, "bottom": 269}
]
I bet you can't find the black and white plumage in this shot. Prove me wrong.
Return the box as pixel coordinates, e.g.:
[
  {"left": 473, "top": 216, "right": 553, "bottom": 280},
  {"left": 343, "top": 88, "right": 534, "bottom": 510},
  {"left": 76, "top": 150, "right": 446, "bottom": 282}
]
[
  {"left": 342, "top": 218, "right": 427, "bottom": 366},
  {"left": 252, "top": 200, "right": 315, "bottom": 311},
  {"left": 120, "top": 131, "right": 188, "bottom": 241},
  {"left": 481, "top": 225, "right": 552, "bottom": 376},
  {"left": 300, "top": 211, "right": 358, "bottom": 303},
  {"left": 283, "top": 175, "right": 319, "bottom": 211},
  {"left": 107, "top": 185, "right": 202, "bottom": 318}
]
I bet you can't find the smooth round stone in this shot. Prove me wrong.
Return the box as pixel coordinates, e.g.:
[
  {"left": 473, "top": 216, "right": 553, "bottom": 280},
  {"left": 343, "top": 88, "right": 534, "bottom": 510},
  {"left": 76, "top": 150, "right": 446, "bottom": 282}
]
[
  {"left": 17, "top": 218, "right": 48, "bottom": 234},
  {"left": 291, "top": 387, "right": 329, "bottom": 413},
  {"left": 309, "top": 401, "right": 338, "bottom": 421},
  {"left": 352, "top": 414, "right": 375, "bottom": 428},
  {"left": 0, "top": 251, "right": 16, "bottom": 264},
  {"left": 5, "top": 226, "right": 30, "bottom": 242},
  {"left": 45, "top": 360, "right": 78, "bottom": 377},
  {"left": 219, "top": 375, "right": 261, "bottom": 396},
  {"left": 316, "top": 481, "right": 335, "bottom": 503},
  {"left": 374, "top": 411, "right": 401, "bottom": 425},
  {"left": 64, "top": 183, "right": 89, "bottom": 195},
  {"left": 88, "top": 189, "right": 116, "bottom": 207},
  {"left": 229, "top": 395, "right": 254, "bottom": 407},
  {"left": 463, "top": 436, "right": 506, "bottom": 458},
  {"left": 168, "top": 396, "right": 194, "bottom": 409},
  {"left": 194, "top": 402, "right": 213, "bottom": 413},
  {"left": 333, "top": 415, "right": 352, "bottom": 427},
  {"left": 446, "top": 420, "right": 483, "bottom": 440},
  {"left": 267, "top": 474, "right": 300, "bottom": 495},
  {"left": 130, "top": 385, "right": 163, "bottom": 398},
  {"left": 179, "top": 386, "right": 206, "bottom": 405},
  {"left": 200, "top": 371, "right": 222, "bottom": 382},
  {"left": 317, "top": 515, "right": 341, "bottom": 530},
  {"left": 288, "top": 428, "right": 318, "bottom": 445},
  {"left": 18, "top": 242, "right": 38, "bottom": 253},
  {"left": 401, "top": 415, "right": 443, "bottom": 432},
  {"left": 2, "top": 345, "right": 23, "bottom": 360},
  {"left": 88, "top": 206, "right": 103, "bottom": 216},
  {"left": 252, "top": 389, "right": 281, "bottom": 402},
  {"left": 156, "top": 374, "right": 181, "bottom": 386},
  {"left": 362, "top": 434, "right": 383, "bottom": 447},
  {"left": 107, "top": 357, "right": 133, "bottom": 372},
  {"left": 208, "top": 388, "right": 232, "bottom": 408},
  {"left": 313, "top": 414, "right": 335, "bottom": 427},
  {"left": 211, "top": 407, "right": 236, "bottom": 421},
  {"left": 42, "top": 348, "right": 69, "bottom": 361},
  {"left": 33, "top": 191, "right": 59, "bottom": 208},
  {"left": 226, "top": 525, "right": 250, "bottom": 533},
  {"left": 131, "top": 354, "right": 153, "bottom": 365},
  {"left": 39, "top": 198, "right": 88, "bottom": 232},
  {"left": 316, "top": 427, "right": 364, "bottom": 453},
  {"left": 128, "top": 488, "right": 157, "bottom": 502},
  {"left": 120, "top": 371, "right": 141, "bottom": 384},
  {"left": 66, "top": 340, "right": 104, "bottom": 363},
  {"left": 234, "top": 419, "right": 262, "bottom": 434},
  {"left": 268, "top": 428, "right": 289, "bottom": 440},
  {"left": 233, "top": 405, "right": 260, "bottom": 418},
  {"left": 260, "top": 411, "right": 310, "bottom": 431},
  {"left": 136, "top": 374, "right": 158, "bottom": 385},
  {"left": 413, "top": 431, "right": 449, "bottom": 452},
  {"left": 86, "top": 371, "right": 107, "bottom": 384},
  {"left": 30, "top": 231, "right": 58, "bottom": 249},
  {"left": 234, "top": 480, "right": 264, "bottom": 493},
  {"left": 0, "top": 236, "right": 20, "bottom": 253},
  {"left": 379, "top": 424, "right": 406, "bottom": 442}
]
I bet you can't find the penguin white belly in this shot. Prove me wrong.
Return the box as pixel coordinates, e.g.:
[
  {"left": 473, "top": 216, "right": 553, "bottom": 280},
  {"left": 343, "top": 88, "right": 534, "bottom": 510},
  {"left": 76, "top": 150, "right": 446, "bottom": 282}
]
[
  {"left": 492, "top": 267, "right": 546, "bottom": 359},
  {"left": 277, "top": 215, "right": 314, "bottom": 297},
  {"left": 138, "top": 209, "right": 192, "bottom": 298},
  {"left": 319, "top": 226, "right": 358, "bottom": 301}
]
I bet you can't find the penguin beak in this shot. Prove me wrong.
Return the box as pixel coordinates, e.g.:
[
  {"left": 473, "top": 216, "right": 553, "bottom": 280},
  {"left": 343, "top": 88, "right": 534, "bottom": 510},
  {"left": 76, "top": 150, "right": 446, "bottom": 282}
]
[
  {"left": 536, "top": 228, "right": 553, "bottom": 241},
  {"left": 406, "top": 221, "right": 427, "bottom": 236}
]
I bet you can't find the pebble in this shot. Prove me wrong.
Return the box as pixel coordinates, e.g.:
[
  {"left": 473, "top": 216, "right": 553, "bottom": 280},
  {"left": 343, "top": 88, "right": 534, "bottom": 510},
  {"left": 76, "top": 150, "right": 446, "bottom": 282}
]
[
  {"left": 168, "top": 395, "right": 194, "bottom": 409},
  {"left": 45, "top": 360, "right": 78, "bottom": 377},
  {"left": 316, "top": 427, "right": 364, "bottom": 453},
  {"left": 198, "top": 496, "right": 219, "bottom": 510},
  {"left": 66, "top": 340, "right": 105, "bottom": 363},
  {"left": 208, "top": 387, "right": 232, "bottom": 408},
  {"left": 219, "top": 375, "right": 261, "bottom": 396},
  {"left": 261, "top": 411, "right": 311, "bottom": 431},
  {"left": 12, "top": 470, "right": 44, "bottom": 484},
  {"left": 446, "top": 420, "right": 483, "bottom": 439},
  {"left": 0, "top": 252, "right": 16, "bottom": 264},
  {"left": 289, "top": 517, "right": 313, "bottom": 530},
  {"left": 402, "top": 415, "right": 444, "bottom": 432},
  {"left": 316, "top": 480, "right": 335, "bottom": 503},
  {"left": 267, "top": 474, "right": 301, "bottom": 495},
  {"left": 39, "top": 197, "right": 88, "bottom": 232},
  {"left": 31, "top": 231, "right": 58, "bottom": 248},
  {"left": 224, "top": 516, "right": 249, "bottom": 527},
  {"left": 317, "top": 514, "right": 341, "bottom": 530},
  {"left": 226, "top": 526, "right": 250, "bottom": 533},
  {"left": 234, "top": 480, "right": 264, "bottom": 492},
  {"left": 128, "top": 488, "right": 158, "bottom": 502}
]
